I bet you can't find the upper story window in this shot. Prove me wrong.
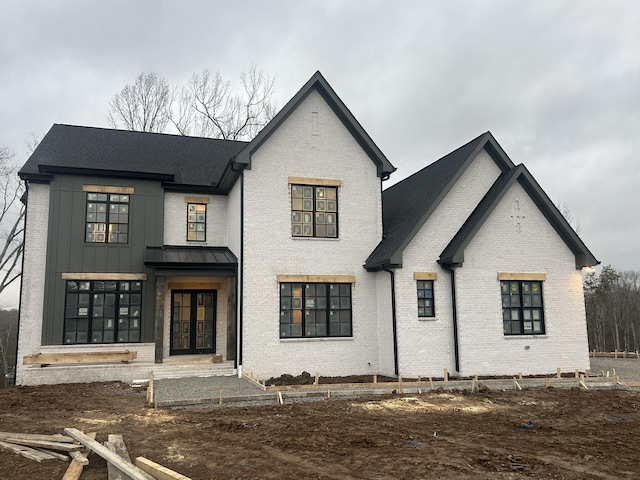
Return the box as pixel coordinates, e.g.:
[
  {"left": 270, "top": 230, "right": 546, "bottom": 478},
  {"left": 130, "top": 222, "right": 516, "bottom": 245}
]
[
  {"left": 291, "top": 184, "right": 338, "bottom": 238},
  {"left": 187, "top": 203, "right": 207, "bottom": 242},
  {"left": 84, "top": 185, "right": 133, "bottom": 244},
  {"left": 414, "top": 272, "right": 437, "bottom": 319},
  {"left": 501, "top": 279, "right": 545, "bottom": 335}
]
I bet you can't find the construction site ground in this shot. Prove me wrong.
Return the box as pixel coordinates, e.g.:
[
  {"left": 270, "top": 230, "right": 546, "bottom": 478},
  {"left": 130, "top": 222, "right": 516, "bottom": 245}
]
[{"left": 0, "top": 357, "right": 639, "bottom": 479}]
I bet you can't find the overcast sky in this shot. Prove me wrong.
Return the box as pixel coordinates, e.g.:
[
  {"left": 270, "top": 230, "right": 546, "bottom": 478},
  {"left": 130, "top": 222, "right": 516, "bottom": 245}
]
[{"left": 1, "top": 1, "right": 639, "bottom": 306}]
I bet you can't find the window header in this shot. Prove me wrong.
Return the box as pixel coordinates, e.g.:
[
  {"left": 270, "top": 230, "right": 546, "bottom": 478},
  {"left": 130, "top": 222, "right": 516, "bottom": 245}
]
[
  {"left": 414, "top": 272, "right": 438, "bottom": 280},
  {"left": 288, "top": 176, "right": 341, "bottom": 187},
  {"left": 498, "top": 272, "right": 546, "bottom": 281},
  {"left": 184, "top": 196, "right": 210, "bottom": 204},
  {"left": 277, "top": 274, "right": 355, "bottom": 284},
  {"left": 62, "top": 273, "right": 147, "bottom": 281},
  {"left": 83, "top": 185, "right": 134, "bottom": 194}
]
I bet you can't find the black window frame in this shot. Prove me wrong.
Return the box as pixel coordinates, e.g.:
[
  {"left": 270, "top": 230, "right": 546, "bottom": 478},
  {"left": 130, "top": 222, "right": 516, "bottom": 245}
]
[
  {"left": 85, "top": 192, "right": 130, "bottom": 244},
  {"left": 417, "top": 280, "right": 435, "bottom": 317},
  {"left": 63, "top": 280, "right": 143, "bottom": 344},
  {"left": 291, "top": 184, "right": 339, "bottom": 238},
  {"left": 279, "top": 282, "right": 352, "bottom": 338},
  {"left": 501, "top": 280, "right": 545, "bottom": 335},
  {"left": 187, "top": 203, "right": 207, "bottom": 242}
]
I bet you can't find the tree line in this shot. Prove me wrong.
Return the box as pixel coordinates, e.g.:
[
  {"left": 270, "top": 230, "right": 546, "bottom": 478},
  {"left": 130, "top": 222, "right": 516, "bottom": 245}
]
[{"left": 585, "top": 265, "right": 640, "bottom": 352}]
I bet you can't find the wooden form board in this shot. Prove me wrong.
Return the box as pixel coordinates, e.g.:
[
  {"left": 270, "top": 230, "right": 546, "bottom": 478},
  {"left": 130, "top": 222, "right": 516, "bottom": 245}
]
[
  {"left": 64, "top": 429, "right": 154, "bottom": 480},
  {"left": 135, "top": 456, "right": 193, "bottom": 480},
  {"left": 61, "top": 432, "right": 96, "bottom": 480},
  {"left": 23, "top": 350, "right": 137, "bottom": 365}
]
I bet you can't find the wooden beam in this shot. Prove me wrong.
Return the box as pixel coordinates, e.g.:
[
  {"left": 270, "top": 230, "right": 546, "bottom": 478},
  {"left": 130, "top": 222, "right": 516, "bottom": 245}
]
[
  {"left": 64, "top": 429, "right": 154, "bottom": 480},
  {"left": 0, "top": 440, "right": 57, "bottom": 462},
  {"left": 23, "top": 350, "right": 137, "bottom": 365},
  {"left": 105, "top": 434, "right": 134, "bottom": 480},
  {"left": 0, "top": 437, "right": 83, "bottom": 452},
  {"left": 61, "top": 432, "right": 96, "bottom": 480},
  {"left": 61, "top": 272, "right": 146, "bottom": 281},
  {"left": 413, "top": 272, "right": 438, "bottom": 280},
  {"left": 0, "top": 432, "right": 75, "bottom": 443},
  {"left": 287, "top": 176, "right": 342, "bottom": 187},
  {"left": 135, "top": 456, "right": 192, "bottom": 480},
  {"left": 34, "top": 447, "right": 69, "bottom": 461},
  {"left": 276, "top": 274, "right": 355, "bottom": 284},
  {"left": 497, "top": 272, "right": 546, "bottom": 281}
]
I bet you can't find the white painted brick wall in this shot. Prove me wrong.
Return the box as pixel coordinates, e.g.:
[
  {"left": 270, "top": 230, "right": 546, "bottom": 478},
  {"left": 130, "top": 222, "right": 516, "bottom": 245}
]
[
  {"left": 16, "top": 183, "right": 50, "bottom": 385},
  {"left": 163, "top": 192, "right": 227, "bottom": 246},
  {"left": 241, "top": 89, "right": 384, "bottom": 379},
  {"left": 455, "top": 181, "right": 589, "bottom": 376},
  {"left": 395, "top": 149, "right": 502, "bottom": 377}
]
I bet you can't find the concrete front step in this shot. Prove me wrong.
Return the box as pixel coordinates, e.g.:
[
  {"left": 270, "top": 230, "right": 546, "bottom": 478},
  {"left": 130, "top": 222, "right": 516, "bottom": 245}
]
[{"left": 151, "top": 361, "right": 235, "bottom": 380}]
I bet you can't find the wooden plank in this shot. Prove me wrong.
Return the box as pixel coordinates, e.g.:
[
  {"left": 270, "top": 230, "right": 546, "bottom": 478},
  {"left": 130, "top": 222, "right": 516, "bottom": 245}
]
[
  {"left": 64, "top": 428, "right": 154, "bottom": 480},
  {"left": 497, "top": 272, "right": 546, "bottom": 281},
  {"left": 105, "top": 434, "right": 134, "bottom": 480},
  {"left": 413, "top": 272, "right": 438, "bottom": 280},
  {"left": 34, "top": 447, "right": 69, "bottom": 461},
  {"left": 135, "top": 456, "right": 192, "bottom": 480},
  {"left": 0, "top": 432, "right": 75, "bottom": 443},
  {"left": 23, "top": 351, "right": 137, "bottom": 365},
  {"left": 61, "top": 432, "right": 96, "bottom": 480},
  {"left": 0, "top": 440, "right": 57, "bottom": 462},
  {"left": 287, "top": 176, "right": 342, "bottom": 187},
  {"left": 276, "top": 274, "right": 355, "bottom": 284},
  {"left": 1, "top": 437, "right": 83, "bottom": 452},
  {"left": 62, "top": 272, "right": 146, "bottom": 281},
  {"left": 69, "top": 450, "right": 89, "bottom": 466}
]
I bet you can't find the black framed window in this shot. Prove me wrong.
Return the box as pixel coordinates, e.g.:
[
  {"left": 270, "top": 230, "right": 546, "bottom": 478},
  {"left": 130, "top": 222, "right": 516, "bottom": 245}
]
[
  {"left": 280, "top": 282, "right": 351, "bottom": 338},
  {"left": 86, "top": 193, "right": 130, "bottom": 243},
  {"left": 417, "top": 280, "right": 435, "bottom": 317},
  {"left": 291, "top": 185, "right": 338, "bottom": 238},
  {"left": 64, "top": 280, "right": 142, "bottom": 344},
  {"left": 187, "top": 203, "right": 206, "bottom": 241},
  {"left": 501, "top": 280, "right": 545, "bottom": 335}
]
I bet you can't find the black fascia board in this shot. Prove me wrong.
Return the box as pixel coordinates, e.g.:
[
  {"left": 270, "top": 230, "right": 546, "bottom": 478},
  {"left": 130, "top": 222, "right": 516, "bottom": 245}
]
[
  {"left": 214, "top": 158, "right": 245, "bottom": 192},
  {"left": 161, "top": 182, "right": 227, "bottom": 195},
  {"left": 18, "top": 171, "right": 54, "bottom": 183},
  {"left": 235, "top": 71, "right": 395, "bottom": 178},
  {"left": 36, "top": 165, "right": 175, "bottom": 182}
]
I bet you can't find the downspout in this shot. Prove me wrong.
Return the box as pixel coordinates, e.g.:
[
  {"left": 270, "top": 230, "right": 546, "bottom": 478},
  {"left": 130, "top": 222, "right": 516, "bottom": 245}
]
[
  {"left": 443, "top": 265, "right": 460, "bottom": 373},
  {"left": 382, "top": 266, "right": 399, "bottom": 376},
  {"left": 230, "top": 161, "right": 244, "bottom": 376}
]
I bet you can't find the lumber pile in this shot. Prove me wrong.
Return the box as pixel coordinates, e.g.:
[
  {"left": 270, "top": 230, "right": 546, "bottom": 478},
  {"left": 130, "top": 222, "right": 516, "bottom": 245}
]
[{"left": 0, "top": 429, "right": 191, "bottom": 480}]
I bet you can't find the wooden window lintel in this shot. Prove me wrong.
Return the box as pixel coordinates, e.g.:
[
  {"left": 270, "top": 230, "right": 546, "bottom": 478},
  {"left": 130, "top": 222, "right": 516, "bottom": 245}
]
[{"left": 498, "top": 272, "right": 546, "bottom": 281}]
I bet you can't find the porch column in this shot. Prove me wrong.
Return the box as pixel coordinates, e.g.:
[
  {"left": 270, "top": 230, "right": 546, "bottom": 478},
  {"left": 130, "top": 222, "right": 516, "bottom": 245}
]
[
  {"left": 227, "top": 276, "right": 237, "bottom": 361},
  {"left": 155, "top": 275, "right": 165, "bottom": 363}
]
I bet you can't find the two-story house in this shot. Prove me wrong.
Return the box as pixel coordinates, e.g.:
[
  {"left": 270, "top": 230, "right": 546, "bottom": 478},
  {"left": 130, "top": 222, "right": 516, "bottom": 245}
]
[{"left": 15, "top": 72, "right": 598, "bottom": 385}]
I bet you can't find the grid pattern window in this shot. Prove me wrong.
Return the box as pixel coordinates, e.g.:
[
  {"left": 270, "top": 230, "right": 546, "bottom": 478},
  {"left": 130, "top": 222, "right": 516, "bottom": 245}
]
[
  {"left": 291, "top": 185, "right": 338, "bottom": 238},
  {"left": 501, "top": 280, "right": 545, "bottom": 335},
  {"left": 187, "top": 203, "right": 207, "bottom": 241},
  {"left": 64, "top": 280, "right": 142, "bottom": 344},
  {"left": 280, "top": 282, "right": 351, "bottom": 338},
  {"left": 417, "top": 280, "right": 435, "bottom": 317},
  {"left": 86, "top": 193, "right": 130, "bottom": 243}
]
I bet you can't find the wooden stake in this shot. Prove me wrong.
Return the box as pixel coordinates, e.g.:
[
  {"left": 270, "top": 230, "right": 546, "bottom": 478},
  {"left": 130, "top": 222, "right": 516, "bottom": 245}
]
[
  {"left": 398, "top": 376, "right": 403, "bottom": 394},
  {"left": 219, "top": 390, "right": 223, "bottom": 406},
  {"left": 574, "top": 370, "right": 579, "bottom": 378},
  {"left": 373, "top": 375, "right": 377, "bottom": 384},
  {"left": 544, "top": 377, "right": 550, "bottom": 389},
  {"left": 64, "top": 429, "right": 154, "bottom": 480},
  {"left": 314, "top": 372, "right": 319, "bottom": 385},
  {"left": 518, "top": 372, "right": 523, "bottom": 379},
  {"left": 556, "top": 367, "right": 561, "bottom": 378},
  {"left": 429, "top": 377, "right": 433, "bottom": 390},
  {"left": 327, "top": 389, "right": 331, "bottom": 399},
  {"left": 472, "top": 376, "right": 477, "bottom": 393},
  {"left": 146, "top": 371, "right": 154, "bottom": 407},
  {"left": 277, "top": 391, "right": 284, "bottom": 404},
  {"left": 513, "top": 378, "right": 522, "bottom": 391},
  {"left": 443, "top": 368, "right": 449, "bottom": 382}
]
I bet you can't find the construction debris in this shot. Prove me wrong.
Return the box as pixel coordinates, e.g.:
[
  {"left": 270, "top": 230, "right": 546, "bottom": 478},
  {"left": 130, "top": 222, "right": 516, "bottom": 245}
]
[{"left": 0, "top": 429, "right": 191, "bottom": 480}]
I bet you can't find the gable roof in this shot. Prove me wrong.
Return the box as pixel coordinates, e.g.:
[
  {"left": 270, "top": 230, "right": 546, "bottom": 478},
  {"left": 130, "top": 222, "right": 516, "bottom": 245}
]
[
  {"left": 439, "top": 164, "right": 599, "bottom": 269},
  {"left": 365, "top": 132, "right": 515, "bottom": 270},
  {"left": 233, "top": 71, "right": 396, "bottom": 178},
  {"left": 19, "top": 124, "right": 248, "bottom": 192}
]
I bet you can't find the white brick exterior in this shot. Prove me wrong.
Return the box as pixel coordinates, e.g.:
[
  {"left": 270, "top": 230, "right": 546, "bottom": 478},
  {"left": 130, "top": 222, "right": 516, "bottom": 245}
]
[
  {"left": 455, "top": 181, "right": 589, "bottom": 376},
  {"left": 163, "top": 192, "right": 227, "bottom": 246},
  {"left": 394, "top": 149, "right": 502, "bottom": 377},
  {"left": 240, "top": 90, "right": 385, "bottom": 379},
  {"left": 16, "top": 183, "right": 51, "bottom": 385}
]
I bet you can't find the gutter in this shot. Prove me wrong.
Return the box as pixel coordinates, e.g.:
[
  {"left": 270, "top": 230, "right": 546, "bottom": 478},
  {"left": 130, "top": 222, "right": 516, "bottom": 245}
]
[
  {"left": 443, "top": 265, "right": 460, "bottom": 373},
  {"left": 382, "top": 266, "right": 399, "bottom": 376}
]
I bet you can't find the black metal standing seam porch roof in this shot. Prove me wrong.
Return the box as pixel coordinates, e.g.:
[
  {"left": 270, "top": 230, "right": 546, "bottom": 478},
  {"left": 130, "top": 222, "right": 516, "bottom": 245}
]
[{"left": 144, "top": 246, "right": 237, "bottom": 269}]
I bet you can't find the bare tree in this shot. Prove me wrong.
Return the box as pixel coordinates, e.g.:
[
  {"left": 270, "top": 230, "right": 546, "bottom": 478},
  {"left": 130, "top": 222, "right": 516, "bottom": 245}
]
[
  {"left": 110, "top": 66, "right": 276, "bottom": 140},
  {"left": 0, "top": 145, "right": 24, "bottom": 296},
  {"left": 557, "top": 200, "right": 582, "bottom": 235},
  {"left": 108, "top": 72, "right": 171, "bottom": 133}
]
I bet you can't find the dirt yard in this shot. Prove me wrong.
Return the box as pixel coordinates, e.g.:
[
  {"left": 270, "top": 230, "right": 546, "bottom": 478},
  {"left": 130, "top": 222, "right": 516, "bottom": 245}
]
[{"left": 0, "top": 382, "right": 639, "bottom": 479}]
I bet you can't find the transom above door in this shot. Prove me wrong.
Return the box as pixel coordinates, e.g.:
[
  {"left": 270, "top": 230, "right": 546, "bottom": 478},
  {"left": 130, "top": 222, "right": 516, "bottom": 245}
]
[{"left": 171, "top": 290, "right": 216, "bottom": 355}]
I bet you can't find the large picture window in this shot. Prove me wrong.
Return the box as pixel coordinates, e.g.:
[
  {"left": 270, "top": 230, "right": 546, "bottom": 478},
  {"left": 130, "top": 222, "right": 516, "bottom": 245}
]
[
  {"left": 291, "top": 185, "right": 338, "bottom": 238},
  {"left": 86, "top": 193, "right": 130, "bottom": 243},
  {"left": 280, "top": 282, "right": 351, "bottom": 338},
  {"left": 501, "top": 280, "right": 545, "bottom": 335},
  {"left": 64, "top": 280, "right": 142, "bottom": 344}
]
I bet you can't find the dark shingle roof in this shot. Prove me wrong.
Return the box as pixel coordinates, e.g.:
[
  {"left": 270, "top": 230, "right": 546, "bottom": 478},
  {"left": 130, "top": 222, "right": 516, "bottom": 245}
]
[
  {"left": 439, "top": 164, "right": 599, "bottom": 268},
  {"left": 365, "top": 132, "right": 514, "bottom": 269},
  {"left": 19, "top": 124, "right": 248, "bottom": 189}
]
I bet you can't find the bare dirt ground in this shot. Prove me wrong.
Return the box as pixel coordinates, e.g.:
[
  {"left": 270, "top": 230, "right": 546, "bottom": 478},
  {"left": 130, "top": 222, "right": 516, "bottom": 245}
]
[{"left": 1, "top": 382, "right": 640, "bottom": 479}]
